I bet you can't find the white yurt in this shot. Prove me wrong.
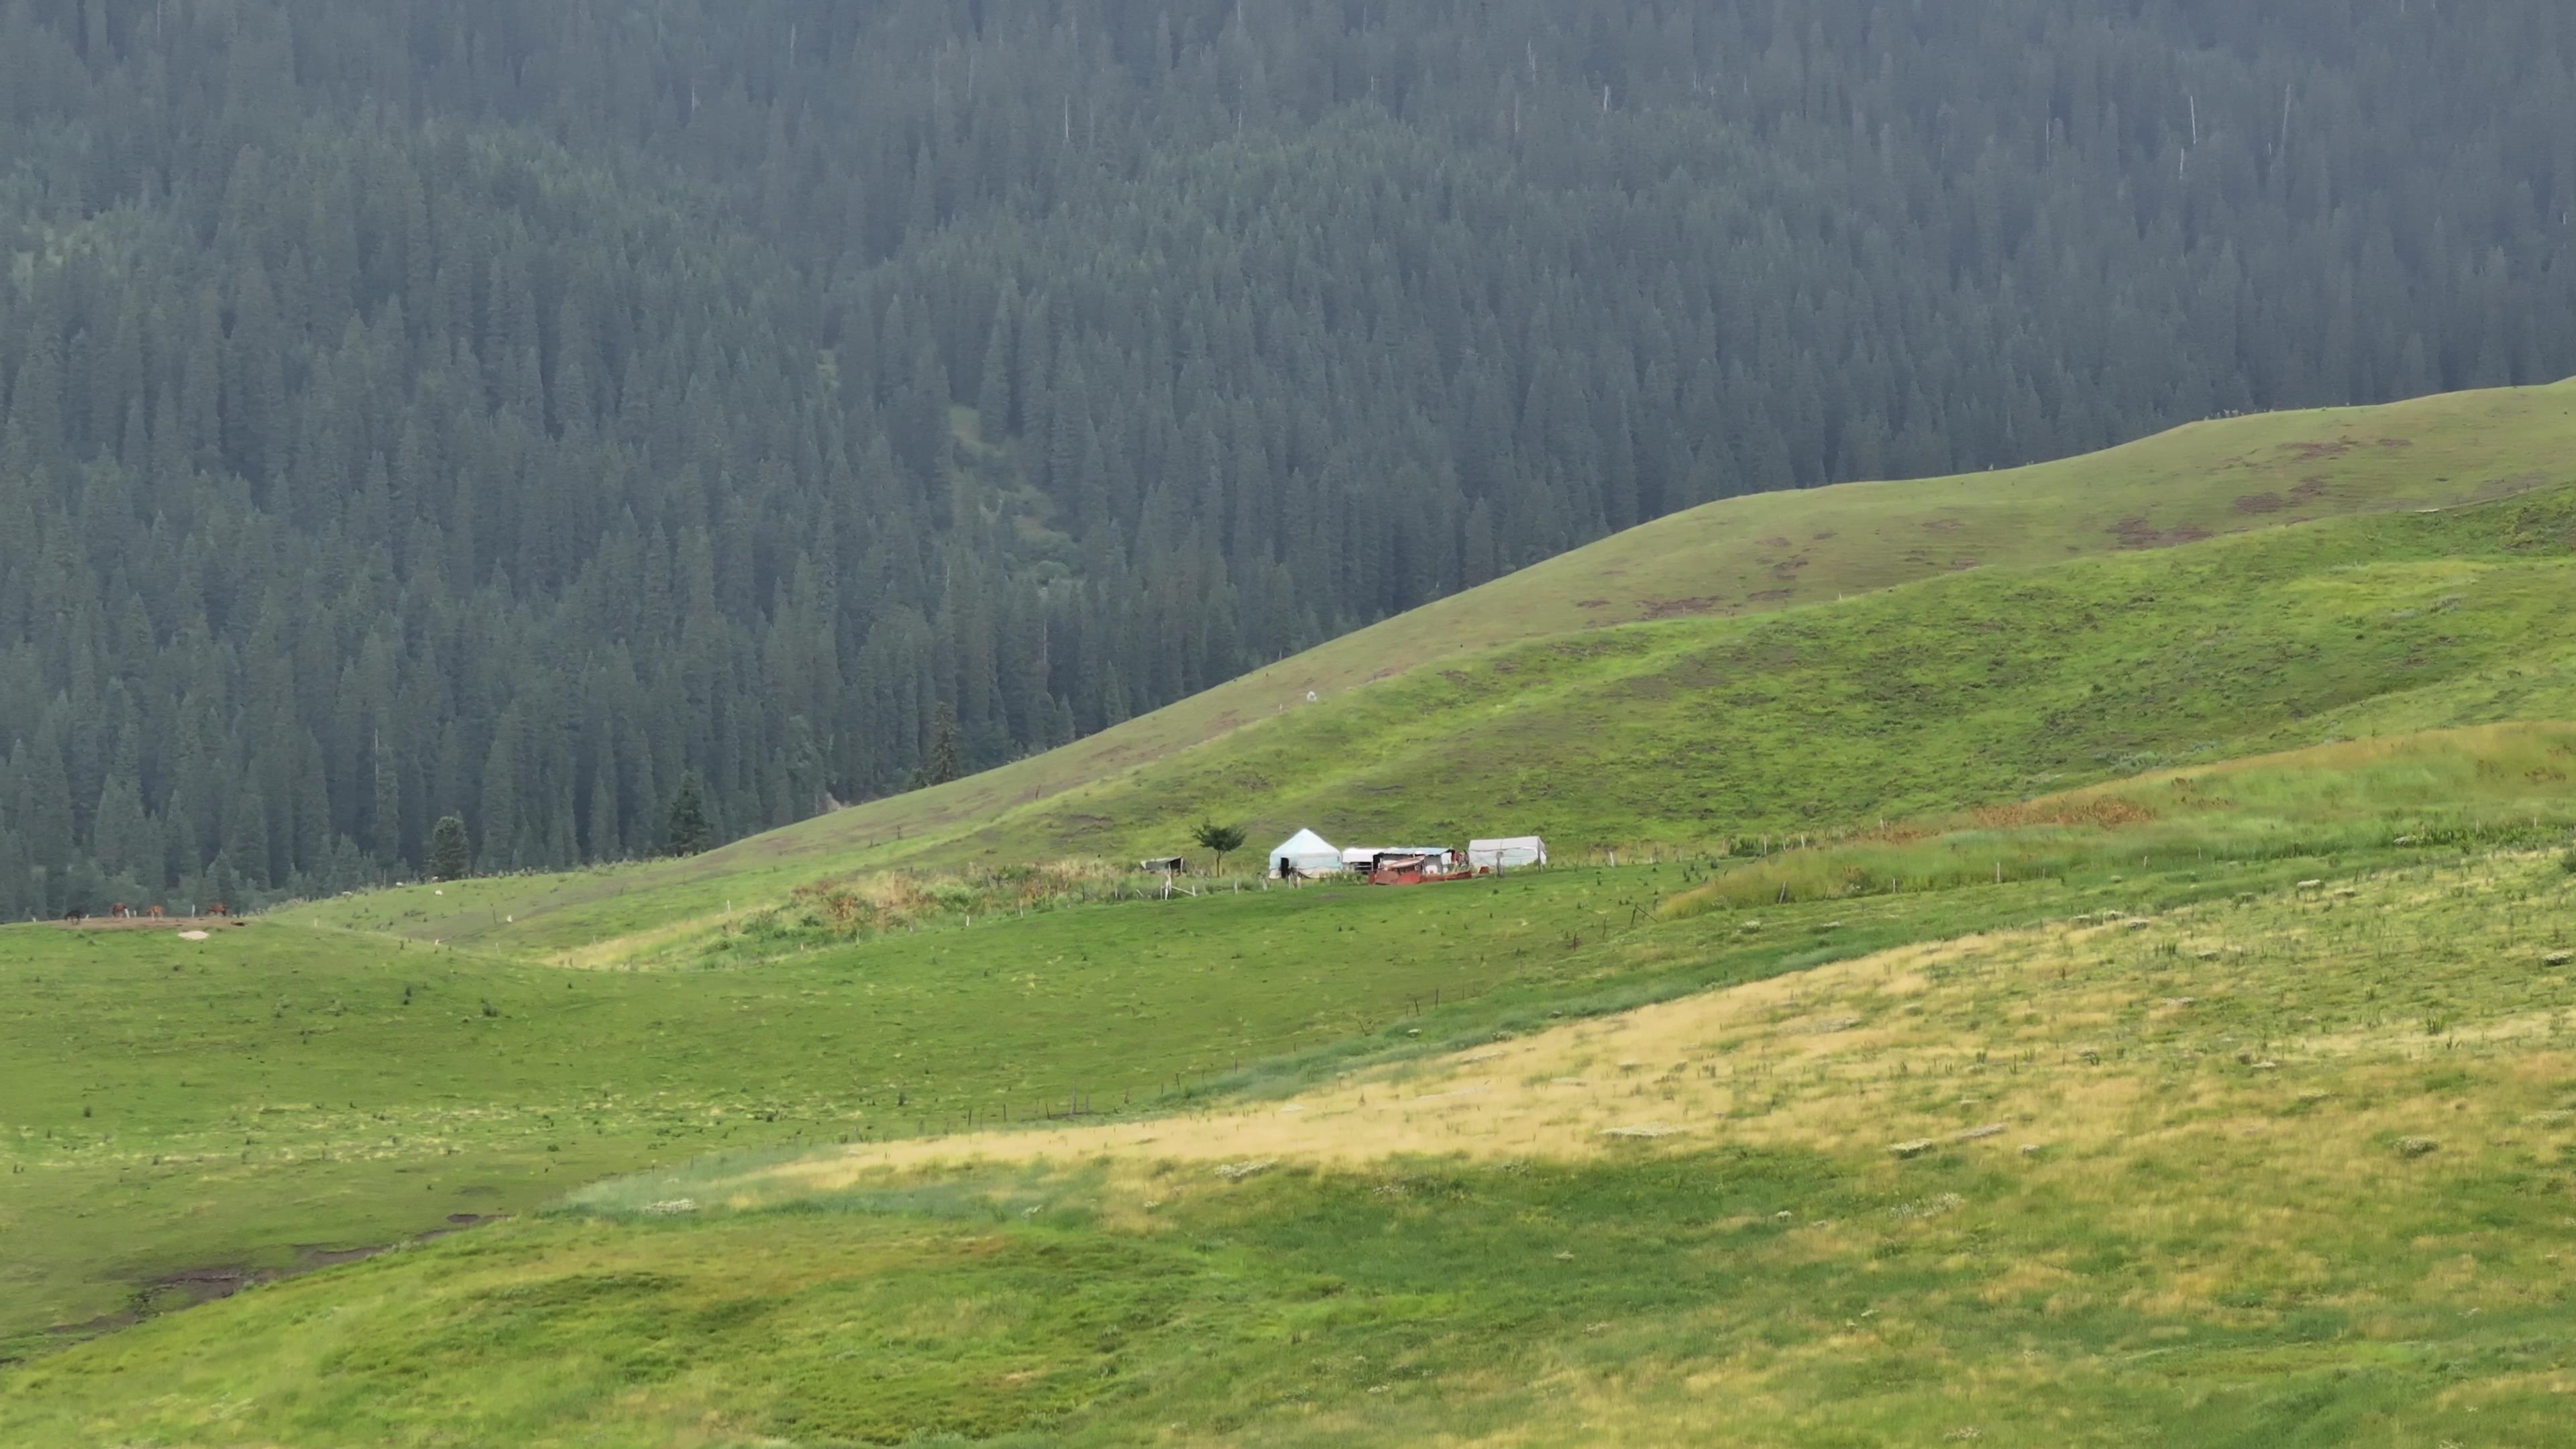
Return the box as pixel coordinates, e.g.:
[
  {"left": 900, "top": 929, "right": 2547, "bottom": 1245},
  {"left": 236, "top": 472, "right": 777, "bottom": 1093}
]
[{"left": 1269, "top": 828, "right": 1344, "bottom": 875}]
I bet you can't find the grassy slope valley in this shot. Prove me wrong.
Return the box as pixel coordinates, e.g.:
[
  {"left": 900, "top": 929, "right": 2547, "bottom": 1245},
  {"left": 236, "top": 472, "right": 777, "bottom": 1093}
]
[
  {"left": 9, "top": 827, "right": 2575, "bottom": 1444},
  {"left": 9, "top": 386, "right": 2576, "bottom": 1442},
  {"left": 284, "top": 378, "right": 2576, "bottom": 955}
]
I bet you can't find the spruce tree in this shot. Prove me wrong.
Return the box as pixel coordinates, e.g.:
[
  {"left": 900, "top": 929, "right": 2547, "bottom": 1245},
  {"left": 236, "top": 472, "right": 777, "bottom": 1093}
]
[
  {"left": 920, "top": 704, "right": 963, "bottom": 788},
  {"left": 665, "top": 772, "right": 714, "bottom": 857},
  {"left": 427, "top": 815, "right": 472, "bottom": 882}
]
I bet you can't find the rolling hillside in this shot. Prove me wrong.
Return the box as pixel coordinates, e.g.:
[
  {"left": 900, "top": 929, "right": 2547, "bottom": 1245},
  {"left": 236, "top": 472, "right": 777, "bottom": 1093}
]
[
  {"left": 286, "top": 380, "right": 2576, "bottom": 959},
  {"left": 12, "top": 815, "right": 2575, "bottom": 1444},
  {"left": 15, "top": 383, "right": 2576, "bottom": 1442}
]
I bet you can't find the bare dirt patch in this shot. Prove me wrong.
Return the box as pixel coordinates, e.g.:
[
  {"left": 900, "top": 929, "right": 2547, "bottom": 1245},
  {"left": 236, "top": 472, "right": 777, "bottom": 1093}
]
[
  {"left": 2234, "top": 493, "right": 2287, "bottom": 515},
  {"left": 1640, "top": 597, "right": 1727, "bottom": 620},
  {"left": 2109, "top": 517, "right": 2215, "bottom": 549}
]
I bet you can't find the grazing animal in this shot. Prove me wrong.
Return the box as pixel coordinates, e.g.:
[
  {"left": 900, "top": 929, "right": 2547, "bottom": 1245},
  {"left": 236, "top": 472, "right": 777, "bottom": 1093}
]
[
  {"left": 145, "top": 905, "right": 166, "bottom": 920},
  {"left": 208, "top": 902, "right": 229, "bottom": 918},
  {"left": 62, "top": 910, "right": 86, "bottom": 926}
]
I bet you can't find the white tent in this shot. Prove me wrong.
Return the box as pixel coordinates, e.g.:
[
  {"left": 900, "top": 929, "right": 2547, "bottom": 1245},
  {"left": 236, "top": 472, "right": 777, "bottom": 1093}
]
[
  {"left": 1468, "top": 836, "right": 1548, "bottom": 869},
  {"left": 1269, "top": 828, "right": 1345, "bottom": 875}
]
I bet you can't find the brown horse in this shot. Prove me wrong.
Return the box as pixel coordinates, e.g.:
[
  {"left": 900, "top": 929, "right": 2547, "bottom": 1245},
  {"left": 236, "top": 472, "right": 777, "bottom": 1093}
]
[
  {"left": 145, "top": 905, "right": 166, "bottom": 920},
  {"left": 207, "top": 902, "right": 229, "bottom": 918}
]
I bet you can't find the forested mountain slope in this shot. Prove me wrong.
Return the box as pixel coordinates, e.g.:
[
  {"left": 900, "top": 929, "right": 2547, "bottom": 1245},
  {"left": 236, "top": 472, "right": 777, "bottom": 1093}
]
[{"left": 5, "top": 1, "right": 2576, "bottom": 917}]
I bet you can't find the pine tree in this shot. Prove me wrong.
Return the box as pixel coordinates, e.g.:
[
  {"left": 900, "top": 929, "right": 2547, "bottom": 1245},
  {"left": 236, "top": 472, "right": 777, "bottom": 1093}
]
[
  {"left": 665, "top": 771, "right": 714, "bottom": 857},
  {"left": 427, "top": 815, "right": 472, "bottom": 882},
  {"left": 920, "top": 703, "right": 963, "bottom": 788}
]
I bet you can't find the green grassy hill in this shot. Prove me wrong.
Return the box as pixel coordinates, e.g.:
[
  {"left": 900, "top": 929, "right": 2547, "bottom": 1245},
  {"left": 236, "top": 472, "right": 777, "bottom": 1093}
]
[
  {"left": 13, "top": 383, "right": 2576, "bottom": 1444},
  {"left": 289, "top": 380, "right": 2576, "bottom": 961},
  {"left": 9, "top": 786, "right": 2574, "bottom": 1444}
]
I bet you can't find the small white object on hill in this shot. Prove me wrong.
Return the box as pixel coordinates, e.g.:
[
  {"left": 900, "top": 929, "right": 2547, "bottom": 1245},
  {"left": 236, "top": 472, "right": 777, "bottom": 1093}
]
[
  {"left": 178, "top": 930, "right": 210, "bottom": 941},
  {"left": 1468, "top": 836, "right": 1549, "bottom": 869}
]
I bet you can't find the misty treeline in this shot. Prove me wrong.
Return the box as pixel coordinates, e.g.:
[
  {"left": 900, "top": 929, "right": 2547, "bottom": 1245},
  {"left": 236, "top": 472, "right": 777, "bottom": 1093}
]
[{"left": 1, "top": 0, "right": 2571, "bottom": 913}]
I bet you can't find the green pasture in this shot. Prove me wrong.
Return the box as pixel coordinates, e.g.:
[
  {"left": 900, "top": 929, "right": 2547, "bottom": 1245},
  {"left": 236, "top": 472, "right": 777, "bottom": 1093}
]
[
  {"left": 10, "top": 849, "right": 2573, "bottom": 1446},
  {"left": 1665, "top": 722, "right": 2576, "bottom": 915},
  {"left": 2, "top": 797, "right": 2475, "bottom": 1364},
  {"left": 15, "top": 726, "right": 2569, "bottom": 1368},
  {"left": 0, "top": 866, "right": 1891, "bottom": 1358}
]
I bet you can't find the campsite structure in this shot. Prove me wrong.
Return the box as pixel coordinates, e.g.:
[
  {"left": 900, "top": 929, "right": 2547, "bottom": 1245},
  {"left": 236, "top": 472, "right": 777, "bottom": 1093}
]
[
  {"left": 1269, "top": 828, "right": 1346, "bottom": 877},
  {"left": 1339, "top": 845, "right": 1460, "bottom": 873},
  {"left": 1468, "top": 837, "right": 1548, "bottom": 869},
  {"left": 1268, "top": 828, "right": 1545, "bottom": 883}
]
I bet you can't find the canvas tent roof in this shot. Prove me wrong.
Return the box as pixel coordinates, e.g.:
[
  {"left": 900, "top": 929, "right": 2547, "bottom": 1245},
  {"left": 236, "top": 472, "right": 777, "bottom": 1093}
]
[
  {"left": 1269, "top": 828, "right": 1344, "bottom": 873},
  {"left": 1468, "top": 836, "right": 1548, "bottom": 868},
  {"left": 1342, "top": 845, "right": 1456, "bottom": 865}
]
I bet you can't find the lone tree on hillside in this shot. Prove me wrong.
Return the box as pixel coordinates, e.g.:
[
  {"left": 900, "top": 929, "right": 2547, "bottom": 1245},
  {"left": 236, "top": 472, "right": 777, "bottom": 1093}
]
[
  {"left": 1191, "top": 820, "right": 1248, "bottom": 873},
  {"left": 918, "top": 702, "right": 963, "bottom": 788},
  {"left": 665, "top": 772, "right": 713, "bottom": 857},
  {"left": 427, "top": 815, "right": 472, "bottom": 882}
]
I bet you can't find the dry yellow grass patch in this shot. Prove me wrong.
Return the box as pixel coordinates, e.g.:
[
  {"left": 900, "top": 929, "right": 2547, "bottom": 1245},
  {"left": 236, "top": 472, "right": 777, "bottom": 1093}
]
[
  {"left": 549, "top": 909, "right": 750, "bottom": 969},
  {"left": 717, "top": 892, "right": 2565, "bottom": 1216}
]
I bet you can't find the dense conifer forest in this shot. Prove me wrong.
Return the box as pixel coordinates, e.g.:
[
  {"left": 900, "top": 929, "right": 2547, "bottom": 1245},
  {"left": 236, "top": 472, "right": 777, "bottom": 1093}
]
[{"left": 2, "top": 0, "right": 2573, "bottom": 913}]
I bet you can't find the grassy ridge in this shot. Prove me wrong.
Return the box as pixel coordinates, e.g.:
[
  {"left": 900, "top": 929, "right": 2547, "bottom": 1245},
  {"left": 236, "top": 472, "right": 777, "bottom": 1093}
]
[
  {"left": 13, "top": 847, "right": 2573, "bottom": 1446},
  {"left": 294, "top": 474, "right": 2576, "bottom": 961},
  {"left": 283, "top": 380, "right": 2576, "bottom": 955}
]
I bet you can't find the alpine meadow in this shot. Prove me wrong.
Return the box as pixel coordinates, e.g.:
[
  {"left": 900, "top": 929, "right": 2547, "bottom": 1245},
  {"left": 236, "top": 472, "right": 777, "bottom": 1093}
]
[{"left": 7, "top": 3, "right": 2576, "bottom": 1447}]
